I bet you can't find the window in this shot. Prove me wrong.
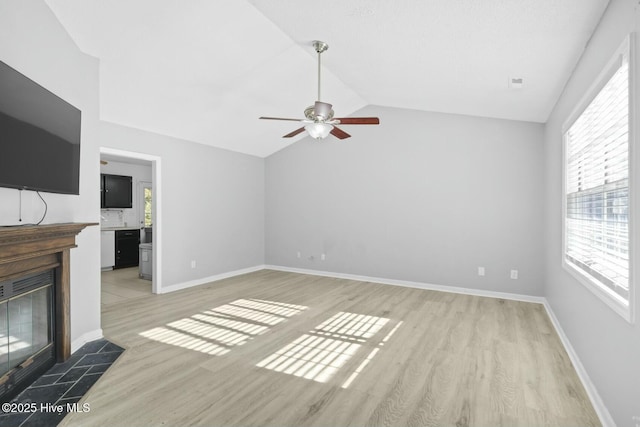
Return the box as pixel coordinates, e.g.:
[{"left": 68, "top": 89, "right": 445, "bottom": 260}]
[
  {"left": 144, "top": 186, "right": 152, "bottom": 227},
  {"left": 563, "top": 35, "right": 634, "bottom": 322},
  {"left": 138, "top": 181, "right": 152, "bottom": 228}
]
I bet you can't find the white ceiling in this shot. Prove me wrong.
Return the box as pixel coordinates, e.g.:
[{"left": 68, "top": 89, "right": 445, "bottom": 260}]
[{"left": 44, "top": 0, "right": 609, "bottom": 158}]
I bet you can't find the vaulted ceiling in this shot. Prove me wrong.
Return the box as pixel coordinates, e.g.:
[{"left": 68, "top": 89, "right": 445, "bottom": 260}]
[{"left": 44, "top": 0, "right": 609, "bottom": 157}]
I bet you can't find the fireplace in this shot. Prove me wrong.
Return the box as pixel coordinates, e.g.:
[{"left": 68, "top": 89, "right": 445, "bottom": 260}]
[
  {"left": 0, "top": 223, "right": 95, "bottom": 402},
  {"left": 0, "top": 269, "right": 56, "bottom": 401}
]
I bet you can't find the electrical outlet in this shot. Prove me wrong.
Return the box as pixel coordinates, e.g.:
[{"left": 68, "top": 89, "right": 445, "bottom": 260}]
[
  {"left": 297, "top": 251, "right": 301, "bottom": 259},
  {"left": 321, "top": 253, "right": 326, "bottom": 261},
  {"left": 478, "top": 267, "right": 485, "bottom": 276},
  {"left": 510, "top": 269, "right": 518, "bottom": 279},
  {"left": 191, "top": 260, "right": 196, "bottom": 269}
]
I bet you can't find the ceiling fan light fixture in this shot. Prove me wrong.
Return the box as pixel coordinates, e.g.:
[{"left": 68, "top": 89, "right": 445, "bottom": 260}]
[{"left": 305, "top": 122, "right": 333, "bottom": 139}]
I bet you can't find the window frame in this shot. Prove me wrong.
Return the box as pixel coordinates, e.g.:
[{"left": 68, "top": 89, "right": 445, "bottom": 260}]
[{"left": 561, "top": 34, "right": 636, "bottom": 323}]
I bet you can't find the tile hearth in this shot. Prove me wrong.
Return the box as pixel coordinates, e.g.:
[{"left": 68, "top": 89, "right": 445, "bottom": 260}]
[{"left": 0, "top": 339, "right": 123, "bottom": 427}]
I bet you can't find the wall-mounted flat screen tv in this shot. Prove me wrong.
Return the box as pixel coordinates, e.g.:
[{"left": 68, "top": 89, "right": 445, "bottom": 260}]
[{"left": 0, "top": 60, "right": 81, "bottom": 195}]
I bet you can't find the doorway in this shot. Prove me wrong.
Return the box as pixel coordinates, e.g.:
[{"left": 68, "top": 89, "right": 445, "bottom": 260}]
[{"left": 99, "top": 147, "right": 162, "bottom": 296}]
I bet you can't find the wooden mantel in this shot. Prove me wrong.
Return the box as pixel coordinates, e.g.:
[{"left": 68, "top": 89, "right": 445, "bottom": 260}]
[{"left": 0, "top": 222, "right": 97, "bottom": 361}]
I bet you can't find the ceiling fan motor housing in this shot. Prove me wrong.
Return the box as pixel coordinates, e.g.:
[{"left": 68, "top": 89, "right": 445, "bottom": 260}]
[{"left": 305, "top": 103, "right": 334, "bottom": 121}]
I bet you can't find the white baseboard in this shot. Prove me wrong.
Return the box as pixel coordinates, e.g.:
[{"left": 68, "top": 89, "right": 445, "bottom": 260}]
[
  {"left": 71, "top": 328, "right": 104, "bottom": 354},
  {"left": 542, "top": 301, "right": 615, "bottom": 427},
  {"left": 265, "top": 264, "right": 612, "bottom": 426},
  {"left": 159, "top": 264, "right": 266, "bottom": 294},
  {"left": 264, "top": 264, "right": 545, "bottom": 304}
]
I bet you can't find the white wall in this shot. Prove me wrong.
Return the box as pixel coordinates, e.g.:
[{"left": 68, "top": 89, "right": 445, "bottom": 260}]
[
  {"left": 0, "top": 0, "right": 102, "bottom": 346},
  {"left": 543, "top": 0, "right": 640, "bottom": 424},
  {"left": 99, "top": 121, "right": 265, "bottom": 288},
  {"left": 266, "top": 105, "right": 545, "bottom": 296}
]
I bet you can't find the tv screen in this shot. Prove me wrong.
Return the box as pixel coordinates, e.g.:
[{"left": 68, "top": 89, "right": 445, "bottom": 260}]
[{"left": 0, "top": 60, "right": 81, "bottom": 195}]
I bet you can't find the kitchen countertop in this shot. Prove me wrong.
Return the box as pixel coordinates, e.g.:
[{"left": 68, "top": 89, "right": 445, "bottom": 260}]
[{"left": 101, "top": 227, "right": 140, "bottom": 231}]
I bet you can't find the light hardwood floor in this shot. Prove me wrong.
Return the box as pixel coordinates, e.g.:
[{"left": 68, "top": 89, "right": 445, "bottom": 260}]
[
  {"left": 63, "top": 269, "right": 600, "bottom": 426},
  {"left": 101, "top": 267, "right": 151, "bottom": 306}
]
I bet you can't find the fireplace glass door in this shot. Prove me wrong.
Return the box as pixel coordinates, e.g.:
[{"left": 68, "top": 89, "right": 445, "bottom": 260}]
[{"left": 0, "top": 283, "right": 54, "bottom": 378}]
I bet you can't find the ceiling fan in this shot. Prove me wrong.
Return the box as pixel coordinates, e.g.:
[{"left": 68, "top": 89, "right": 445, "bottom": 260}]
[{"left": 259, "top": 40, "right": 379, "bottom": 140}]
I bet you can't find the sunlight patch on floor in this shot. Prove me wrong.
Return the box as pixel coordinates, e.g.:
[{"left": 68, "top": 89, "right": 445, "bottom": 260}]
[
  {"left": 340, "top": 320, "right": 404, "bottom": 389},
  {"left": 256, "top": 334, "right": 361, "bottom": 383},
  {"left": 139, "top": 298, "right": 308, "bottom": 355},
  {"left": 256, "top": 312, "right": 390, "bottom": 383}
]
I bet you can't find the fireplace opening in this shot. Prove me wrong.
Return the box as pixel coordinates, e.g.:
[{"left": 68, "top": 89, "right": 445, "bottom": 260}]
[{"left": 0, "top": 269, "right": 56, "bottom": 402}]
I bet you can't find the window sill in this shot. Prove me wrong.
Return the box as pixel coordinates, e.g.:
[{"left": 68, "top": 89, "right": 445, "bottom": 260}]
[{"left": 562, "top": 259, "right": 634, "bottom": 324}]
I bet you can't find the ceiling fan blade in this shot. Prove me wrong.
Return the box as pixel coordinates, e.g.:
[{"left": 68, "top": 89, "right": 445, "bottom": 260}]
[
  {"left": 335, "top": 117, "right": 380, "bottom": 125},
  {"left": 314, "top": 101, "right": 333, "bottom": 119},
  {"left": 330, "top": 126, "right": 351, "bottom": 140},
  {"left": 283, "top": 127, "right": 306, "bottom": 138},
  {"left": 259, "top": 116, "right": 302, "bottom": 122}
]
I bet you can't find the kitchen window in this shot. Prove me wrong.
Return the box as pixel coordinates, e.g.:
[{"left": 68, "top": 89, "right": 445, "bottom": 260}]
[
  {"left": 144, "top": 186, "right": 152, "bottom": 227},
  {"left": 563, "top": 35, "right": 635, "bottom": 322}
]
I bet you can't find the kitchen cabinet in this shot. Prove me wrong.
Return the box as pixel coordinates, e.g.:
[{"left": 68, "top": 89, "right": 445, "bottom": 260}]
[
  {"left": 101, "top": 174, "right": 132, "bottom": 208},
  {"left": 100, "top": 230, "right": 115, "bottom": 270},
  {"left": 115, "top": 229, "right": 140, "bottom": 269}
]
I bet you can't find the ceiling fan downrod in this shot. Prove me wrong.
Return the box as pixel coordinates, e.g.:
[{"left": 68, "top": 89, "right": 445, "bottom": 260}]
[{"left": 313, "top": 40, "right": 328, "bottom": 102}]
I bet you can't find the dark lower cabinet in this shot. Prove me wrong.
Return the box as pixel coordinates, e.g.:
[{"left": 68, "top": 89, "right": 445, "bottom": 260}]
[{"left": 115, "top": 229, "right": 140, "bottom": 269}]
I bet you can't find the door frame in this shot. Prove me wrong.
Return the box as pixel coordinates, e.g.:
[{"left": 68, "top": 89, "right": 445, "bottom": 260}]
[{"left": 100, "top": 147, "right": 162, "bottom": 294}]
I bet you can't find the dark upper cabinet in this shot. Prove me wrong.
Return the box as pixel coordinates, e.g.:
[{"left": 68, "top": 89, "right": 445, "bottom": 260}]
[{"left": 101, "top": 174, "right": 132, "bottom": 208}]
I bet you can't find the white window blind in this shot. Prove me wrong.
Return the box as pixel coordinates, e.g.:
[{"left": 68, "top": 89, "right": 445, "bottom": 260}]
[{"left": 564, "top": 39, "right": 630, "bottom": 308}]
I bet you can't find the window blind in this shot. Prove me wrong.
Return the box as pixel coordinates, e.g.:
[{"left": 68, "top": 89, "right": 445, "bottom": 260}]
[{"left": 565, "top": 48, "right": 629, "bottom": 304}]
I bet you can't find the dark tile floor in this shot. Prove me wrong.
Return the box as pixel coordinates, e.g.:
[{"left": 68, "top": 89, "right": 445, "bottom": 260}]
[{"left": 0, "top": 339, "right": 124, "bottom": 427}]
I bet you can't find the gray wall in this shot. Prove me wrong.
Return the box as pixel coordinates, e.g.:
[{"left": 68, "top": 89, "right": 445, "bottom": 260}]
[
  {"left": 543, "top": 0, "right": 640, "bottom": 424},
  {"left": 266, "top": 106, "right": 545, "bottom": 296},
  {"left": 99, "top": 122, "right": 265, "bottom": 287}
]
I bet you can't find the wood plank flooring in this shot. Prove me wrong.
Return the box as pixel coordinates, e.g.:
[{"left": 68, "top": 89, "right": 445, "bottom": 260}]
[
  {"left": 101, "top": 267, "right": 151, "bottom": 306},
  {"left": 61, "top": 269, "right": 600, "bottom": 426}
]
